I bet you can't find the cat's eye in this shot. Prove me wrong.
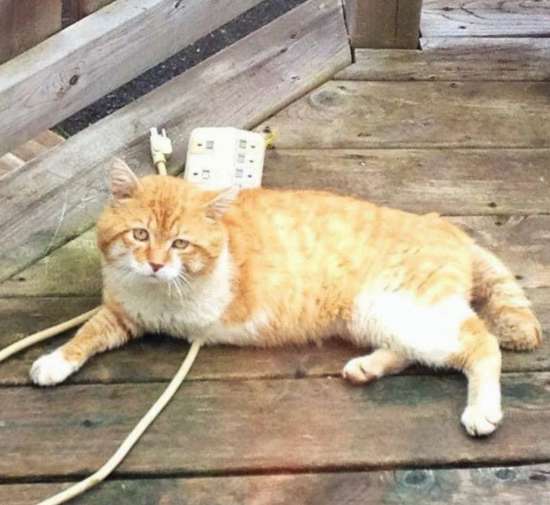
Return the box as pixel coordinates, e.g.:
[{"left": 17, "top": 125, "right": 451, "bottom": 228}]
[
  {"left": 172, "top": 239, "right": 189, "bottom": 250},
  {"left": 133, "top": 228, "right": 149, "bottom": 241}
]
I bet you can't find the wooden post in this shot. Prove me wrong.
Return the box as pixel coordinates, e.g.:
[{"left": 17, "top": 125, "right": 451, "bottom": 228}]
[
  {"left": 63, "top": 0, "right": 114, "bottom": 24},
  {"left": 0, "top": 0, "right": 62, "bottom": 63},
  {"left": 344, "top": 0, "right": 422, "bottom": 49}
]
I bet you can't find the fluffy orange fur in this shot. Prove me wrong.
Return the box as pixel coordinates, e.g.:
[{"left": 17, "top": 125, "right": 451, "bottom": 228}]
[{"left": 30, "top": 160, "right": 542, "bottom": 437}]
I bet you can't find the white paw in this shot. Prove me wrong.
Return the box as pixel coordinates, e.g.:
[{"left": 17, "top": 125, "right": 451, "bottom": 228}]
[
  {"left": 461, "top": 404, "right": 503, "bottom": 437},
  {"left": 30, "top": 350, "right": 79, "bottom": 386},
  {"left": 342, "top": 356, "right": 380, "bottom": 384}
]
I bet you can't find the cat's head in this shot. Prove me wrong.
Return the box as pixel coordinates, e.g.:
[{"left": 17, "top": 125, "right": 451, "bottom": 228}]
[{"left": 97, "top": 158, "right": 237, "bottom": 284}]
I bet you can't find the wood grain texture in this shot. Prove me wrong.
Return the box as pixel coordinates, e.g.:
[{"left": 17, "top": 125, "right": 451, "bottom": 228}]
[
  {"left": 1, "top": 373, "right": 550, "bottom": 478},
  {"left": 0, "top": 0, "right": 62, "bottom": 64},
  {"left": 0, "top": 0, "right": 351, "bottom": 283},
  {"left": 256, "top": 81, "right": 550, "bottom": 149},
  {"left": 0, "top": 288, "right": 547, "bottom": 386},
  {"left": 1, "top": 209, "right": 548, "bottom": 299},
  {"left": 0, "top": 0, "right": 265, "bottom": 155},
  {"left": 336, "top": 38, "right": 550, "bottom": 81},
  {"left": 344, "top": 0, "right": 422, "bottom": 49},
  {"left": 262, "top": 149, "right": 550, "bottom": 216},
  {"left": 2, "top": 464, "right": 550, "bottom": 505},
  {"left": 421, "top": 0, "right": 550, "bottom": 37}
]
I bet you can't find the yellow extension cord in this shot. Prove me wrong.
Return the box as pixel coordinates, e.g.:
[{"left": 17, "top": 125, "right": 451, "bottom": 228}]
[{"left": 0, "top": 128, "right": 202, "bottom": 505}]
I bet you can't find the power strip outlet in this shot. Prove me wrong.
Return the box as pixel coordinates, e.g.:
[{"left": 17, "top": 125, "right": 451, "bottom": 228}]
[{"left": 184, "top": 127, "right": 266, "bottom": 190}]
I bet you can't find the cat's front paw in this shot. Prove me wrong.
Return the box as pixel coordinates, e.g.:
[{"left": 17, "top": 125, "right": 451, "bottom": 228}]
[
  {"left": 30, "top": 350, "right": 79, "bottom": 386},
  {"left": 461, "top": 404, "right": 503, "bottom": 437}
]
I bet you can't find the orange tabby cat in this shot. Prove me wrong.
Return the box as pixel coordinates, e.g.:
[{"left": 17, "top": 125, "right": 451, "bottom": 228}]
[{"left": 31, "top": 159, "right": 542, "bottom": 437}]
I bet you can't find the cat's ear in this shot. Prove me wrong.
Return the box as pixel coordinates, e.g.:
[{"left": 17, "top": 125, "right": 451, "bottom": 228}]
[
  {"left": 205, "top": 186, "right": 239, "bottom": 219},
  {"left": 108, "top": 158, "right": 140, "bottom": 199}
]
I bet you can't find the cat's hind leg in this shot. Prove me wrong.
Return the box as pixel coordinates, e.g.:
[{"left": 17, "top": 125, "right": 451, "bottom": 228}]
[
  {"left": 345, "top": 291, "right": 502, "bottom": 436},
  {"left": 342, "top": 349, "right": 411, "bottom": 384},
  {"left": 450, "top": 316, "right": 502, "bottom": 437}
]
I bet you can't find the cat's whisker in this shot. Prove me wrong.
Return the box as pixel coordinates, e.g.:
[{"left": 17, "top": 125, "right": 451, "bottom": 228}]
[
  {"left": 172, "top": 279, "right": 185, "bottom": 304},
  {"left": 177, "top": 271, "right": 191, "bottom": 288}
]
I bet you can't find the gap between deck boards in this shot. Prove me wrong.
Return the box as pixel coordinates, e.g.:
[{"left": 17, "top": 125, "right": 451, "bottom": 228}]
[{"left": 1, "top": 464, "right": 550, "bottom": 504}]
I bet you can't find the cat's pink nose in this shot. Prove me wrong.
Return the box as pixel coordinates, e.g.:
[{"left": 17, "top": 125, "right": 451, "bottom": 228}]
[{"left": 149, "top": 262, "right": 164, "bottom": 272}]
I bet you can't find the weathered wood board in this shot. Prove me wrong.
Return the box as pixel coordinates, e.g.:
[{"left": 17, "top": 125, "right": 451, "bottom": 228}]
[
  {"left": 336, "top": 38, "right": 550, "bottom": 81},
  {"left": 0, "top": 0, "right": 266, "bottom": 155},
  {"left": 421, "top": 0, "right": 550, "bottom": 38},
  {"left": 0, "top": 288, "right": 547, "bottom": 386},
  {"left": 3, "top": 464, "right": 550, "bottom": 505},
  {"left": 0, "top": 229, "right": 101, "bottom": 297},
  {"left": 255, "top": 81, "right": 550, "bottom": 149},
  {"left": 263, "top": 149, "right": 550, "bottom": 216},
  {"left": 0, "top": 0, "right": 351, "bottom": 283},
  {"left": 1, "top": 373, "right": 550, "bottom": 478},
  {"left": 1, "top": 210, "right": 548, "bottom": 299}
]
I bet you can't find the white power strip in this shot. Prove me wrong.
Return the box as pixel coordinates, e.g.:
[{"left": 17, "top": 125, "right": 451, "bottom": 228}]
[{"left": 184, "top": 127, "right": 265, "bottom": 190}]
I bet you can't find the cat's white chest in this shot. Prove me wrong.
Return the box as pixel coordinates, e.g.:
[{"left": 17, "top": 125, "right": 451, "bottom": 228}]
[
  {"left": 117, "top": 280, "right": 230, "bottom": 339},
  {"left": 104, "top": 246, "right": 267, "bottom": 344}
]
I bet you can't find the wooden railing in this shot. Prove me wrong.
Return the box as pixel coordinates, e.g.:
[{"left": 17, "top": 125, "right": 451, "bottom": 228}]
[
  {"left": 0, "top": 0, "right": 425, "bottom": 158},
  {"left": 0, "top": 0, "right": 264, "bottom": 156}
]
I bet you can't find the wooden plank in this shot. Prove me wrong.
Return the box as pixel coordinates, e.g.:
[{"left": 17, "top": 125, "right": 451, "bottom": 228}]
[
  {"left": 1, "top": 209, "right": 548, "bottom": 300},
  {"left": 255, "top": 81, "right": 550, "bottom": 149},
  {"left": 0, "top": 288, "right": 547, "bottom": 386},
  {"left": 0, "top": 229, "right": 101, "bottom": 297},
  {"left": 0, "top": 152, "right": 24, "bottom": 177},
  {"left": 0, "top": 0, "right": 351, "bottom": 283},
  {"left": 0, "top": 0, "right": 62, "bottom": 64},
  {"left": 336, "top": 38, "right": 550, "bottom": 81},
  {"left": 343, "top": 0, "right": 422, "bottom": 49},
  {"left": 3, "top": 464, "right": 550, "bottom": 504},
  {"left": 0, "top": 0, "right": 266, "bottom": 156},
  {"left": 421, "top": 0, "right": 550, "bottom": 38},
  {"left": 1, "top": 373, "right": 550, "bottom": 478},
  {"left": 11, "top": 140, "right": 49, "bottom": 162},
  {"left": 262, "top": 149, "right": 550, "bottom": 216},
  {"left": 34, "top": 130, "right": 65, "bottom": 148},
  {"left": 0, "top": 130, "right": 64, "bottom": 179}
]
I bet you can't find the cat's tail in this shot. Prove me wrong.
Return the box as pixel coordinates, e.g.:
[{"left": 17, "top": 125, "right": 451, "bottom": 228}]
[{"left": 471, "top": 244, "right": 542, "bottom": 351}]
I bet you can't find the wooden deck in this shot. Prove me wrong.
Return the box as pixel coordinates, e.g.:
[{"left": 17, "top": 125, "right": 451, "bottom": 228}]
[{"left": 1, "top": 1, "right": 550, "bottom": 503}]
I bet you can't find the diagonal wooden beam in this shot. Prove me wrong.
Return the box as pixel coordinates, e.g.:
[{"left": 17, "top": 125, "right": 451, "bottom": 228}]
[
  {"left": 0, "top": 0, "right": 265, "bottom": 155},
  {"left": 0, "top": 0, "right": 351, "bottom": 282}
]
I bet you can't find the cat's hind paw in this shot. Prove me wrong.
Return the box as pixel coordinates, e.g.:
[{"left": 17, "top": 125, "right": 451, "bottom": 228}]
[
  {"left": 342, "top": 357, "right": 379, "bottom": 385},
  {"left": 30, "top": 350, "right": 79, "bottom": 386},
  {"left": 461, "top": 404, "right": 503, "bottom": 437}
]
